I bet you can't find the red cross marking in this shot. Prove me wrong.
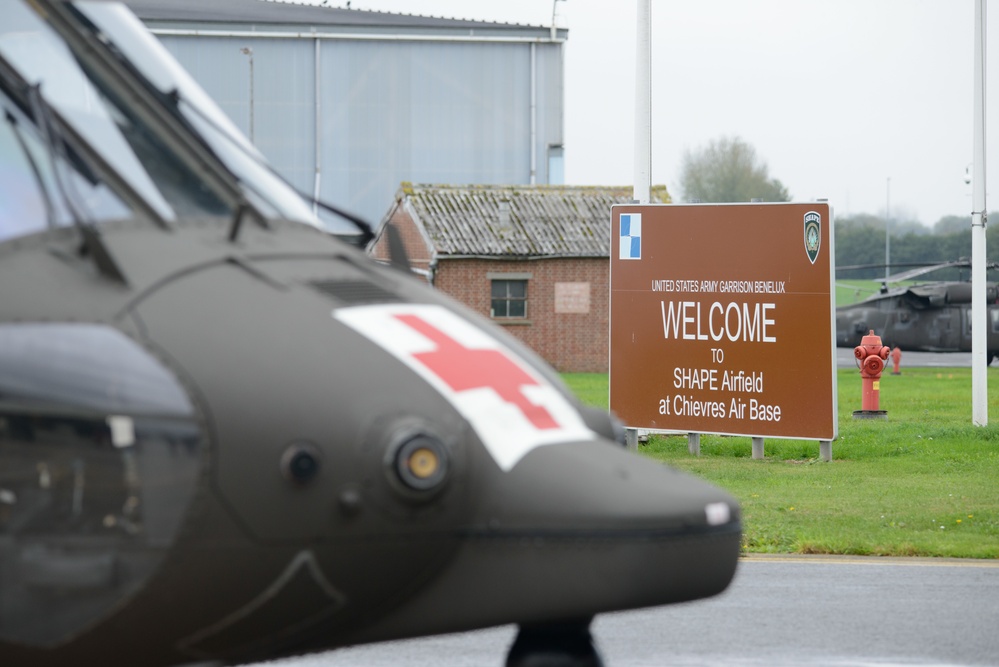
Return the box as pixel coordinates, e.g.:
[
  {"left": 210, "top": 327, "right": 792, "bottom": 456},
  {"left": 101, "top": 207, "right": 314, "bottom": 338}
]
[{"left": 395, "top": 314, "right": 558, "bottom": 430}]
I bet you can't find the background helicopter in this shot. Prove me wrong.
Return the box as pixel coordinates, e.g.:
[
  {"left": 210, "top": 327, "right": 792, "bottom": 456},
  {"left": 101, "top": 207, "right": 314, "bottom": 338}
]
[
  {"left": 0, "top": 2, "right": 740, "bottom": 666},
  {"left": 835, "top": 259, "right": 999, "bottom": 363}
]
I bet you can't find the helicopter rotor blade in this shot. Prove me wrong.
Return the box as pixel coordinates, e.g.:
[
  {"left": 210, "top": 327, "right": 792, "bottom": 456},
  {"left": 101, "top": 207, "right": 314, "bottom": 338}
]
[{"left": 837, "top": 260, "right": 999, "bottom": 284}]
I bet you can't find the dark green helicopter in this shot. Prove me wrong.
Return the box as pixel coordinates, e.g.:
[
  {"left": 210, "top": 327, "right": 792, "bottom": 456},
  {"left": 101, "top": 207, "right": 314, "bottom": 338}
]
[
  {"left": 0, "top": 2, "right": 740, "bottom": 666},
  {"left": 835, "top": 260, "right": 999, "bottom": 363}
]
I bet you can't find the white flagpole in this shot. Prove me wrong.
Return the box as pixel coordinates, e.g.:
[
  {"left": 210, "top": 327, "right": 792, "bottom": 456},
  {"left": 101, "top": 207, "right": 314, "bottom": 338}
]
[
  {"left": 972, "top": 0, "right": 988, "bottom": 425},
  {"left": 633, "top": 0, "right": 651, "bottom": 204}
]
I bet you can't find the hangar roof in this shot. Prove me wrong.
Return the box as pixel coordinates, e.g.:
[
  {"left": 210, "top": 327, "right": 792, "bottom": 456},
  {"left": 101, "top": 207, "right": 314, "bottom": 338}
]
[
  {"left": 389, "top": 183, "right": 671, "bottom": 259},
  {"left": 125, "top": 0, "right": 561, "bottom": 39}
]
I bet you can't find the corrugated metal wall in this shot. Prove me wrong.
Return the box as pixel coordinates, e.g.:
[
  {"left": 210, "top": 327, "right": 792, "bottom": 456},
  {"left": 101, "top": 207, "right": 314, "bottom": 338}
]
[{"left": 156, "top": 34, "right": 563, "bottom": 228}]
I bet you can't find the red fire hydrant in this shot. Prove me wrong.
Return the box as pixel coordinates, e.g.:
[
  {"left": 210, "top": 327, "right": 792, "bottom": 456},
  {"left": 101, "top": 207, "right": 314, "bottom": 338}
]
[
  {"left": 890, "top": 346, "right": 902, "bottom": 375},
  {"left": 853, "top": 330, "right": 890, "bottom": 419}
]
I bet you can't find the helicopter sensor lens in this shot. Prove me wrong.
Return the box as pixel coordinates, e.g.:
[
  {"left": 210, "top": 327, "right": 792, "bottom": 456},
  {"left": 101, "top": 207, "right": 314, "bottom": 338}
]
[
  {"left": 290, "top": 451, "right": 318, "bottom": 478},
  {"left": 394, "top": 435, "right": 448, "bottom": 492},
  {"left": 281, "top": 442, "right": 321, "bottom": 485},
  {"left": 407, "top": 447, "right": 439, "bottom": 479}
]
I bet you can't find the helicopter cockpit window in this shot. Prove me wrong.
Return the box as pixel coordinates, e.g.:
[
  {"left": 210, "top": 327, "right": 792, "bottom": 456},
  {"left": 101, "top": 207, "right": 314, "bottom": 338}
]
[
  {"left": 0, "top": 1, "right": 233, "bottom": 241},
  {"left": 73, "top": 2, "right": 327, "bottom": 230},
  {"left": 0, "top": 88, "right": 130, "bottom": 241},
  {"left": 0, "top": 324, "right": 204, "bottom": 647}
]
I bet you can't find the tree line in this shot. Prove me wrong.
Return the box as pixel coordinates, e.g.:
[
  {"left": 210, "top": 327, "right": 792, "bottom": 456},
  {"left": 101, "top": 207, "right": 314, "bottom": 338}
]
[
  {"left": 836, "top": 212, "right": 999, "bottom": 280},
  {"left": 680, "top": 136, "right": 996, "bottom": 281}
]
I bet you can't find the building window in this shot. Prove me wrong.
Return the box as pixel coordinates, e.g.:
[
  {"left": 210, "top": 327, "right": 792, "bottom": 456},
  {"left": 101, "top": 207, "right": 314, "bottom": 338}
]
[
  {"left": 491, "top": 279, "right": 527, "bottom": 318},
  {"left": 547, "top": 144, "right": 564, "bottom": 185}
]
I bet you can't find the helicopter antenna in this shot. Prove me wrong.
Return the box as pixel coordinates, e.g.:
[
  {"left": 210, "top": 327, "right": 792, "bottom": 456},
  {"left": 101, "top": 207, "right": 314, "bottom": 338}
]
[{"left": 229, "top": 203, "right": 249, "bottom": 243}]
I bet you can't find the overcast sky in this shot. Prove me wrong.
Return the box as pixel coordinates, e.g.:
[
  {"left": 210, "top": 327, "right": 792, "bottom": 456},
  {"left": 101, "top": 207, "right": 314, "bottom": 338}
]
[{"left": 285, "top": 0, "right": 996, "bottom": 227}]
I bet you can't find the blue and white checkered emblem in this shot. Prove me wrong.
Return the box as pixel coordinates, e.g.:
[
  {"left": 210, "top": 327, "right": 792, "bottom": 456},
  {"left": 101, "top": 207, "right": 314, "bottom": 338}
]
[{"left": 619, "top": 213, "right": 642, "bottom": 260}]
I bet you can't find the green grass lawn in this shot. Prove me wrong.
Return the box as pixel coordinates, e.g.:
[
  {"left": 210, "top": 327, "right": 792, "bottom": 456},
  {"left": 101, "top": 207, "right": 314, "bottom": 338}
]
[{"left": 561, "top": 368, "right": 999, "bottom": 558}]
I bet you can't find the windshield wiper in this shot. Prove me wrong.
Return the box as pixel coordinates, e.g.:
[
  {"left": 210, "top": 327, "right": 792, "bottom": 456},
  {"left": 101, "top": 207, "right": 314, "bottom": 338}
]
[
  {"left": 5, "top": 109, "right": 58, "bottom": 231},
  {"left": 310, "top": 195, "right": 376, "bottom": 246},
  {"left": 1, "top": 53, "right": 169, "bottom": 234},
  {"left": 25, "top": 82, "right": 128, "bottom": 285}
]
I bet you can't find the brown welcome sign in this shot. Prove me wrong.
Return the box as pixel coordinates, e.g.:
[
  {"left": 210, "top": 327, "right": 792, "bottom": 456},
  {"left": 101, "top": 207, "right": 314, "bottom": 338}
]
[{"left": 610, "top": 203, "right": 836, "bottom": 440}]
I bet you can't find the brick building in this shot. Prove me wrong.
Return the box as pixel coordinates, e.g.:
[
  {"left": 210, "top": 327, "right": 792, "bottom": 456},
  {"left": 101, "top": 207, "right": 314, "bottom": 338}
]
[{"left": 370, "top": 183, "right": 670, "bottom": 372}]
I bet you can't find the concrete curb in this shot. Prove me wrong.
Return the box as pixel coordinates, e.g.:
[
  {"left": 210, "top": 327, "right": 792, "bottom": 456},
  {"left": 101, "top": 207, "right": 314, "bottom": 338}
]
[{"left": 740, "top": 552, "right": 999, "bottom": 567}]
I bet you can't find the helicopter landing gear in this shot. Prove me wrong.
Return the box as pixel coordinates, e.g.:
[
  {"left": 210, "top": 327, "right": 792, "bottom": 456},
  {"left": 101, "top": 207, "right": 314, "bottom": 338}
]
[{"left": 506, "top": 617, "right": 605, "bottom": 667}]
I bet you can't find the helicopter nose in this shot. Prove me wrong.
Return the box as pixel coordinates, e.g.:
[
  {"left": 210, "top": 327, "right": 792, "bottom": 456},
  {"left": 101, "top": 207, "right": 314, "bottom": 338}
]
[
  {"left": 482, "top": 439, "right": 738, "bottom": 538},
  {"left": 354, "top": 437, "right": 741, "bottom": 642},
  {"left": 331, "top": 302, "right": 739, "bottom": 640}
]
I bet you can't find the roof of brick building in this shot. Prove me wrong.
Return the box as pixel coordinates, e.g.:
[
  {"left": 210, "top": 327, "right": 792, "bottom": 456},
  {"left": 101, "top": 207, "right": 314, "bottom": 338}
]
[{"left": 388, "top": 183, "right": 670, "bottom": 258}]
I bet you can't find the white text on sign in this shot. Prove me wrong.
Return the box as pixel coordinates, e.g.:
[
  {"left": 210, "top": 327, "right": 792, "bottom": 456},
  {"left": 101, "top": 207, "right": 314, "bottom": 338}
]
[{"left": 661, "top": 301, "right": 776, "bottom": 343}]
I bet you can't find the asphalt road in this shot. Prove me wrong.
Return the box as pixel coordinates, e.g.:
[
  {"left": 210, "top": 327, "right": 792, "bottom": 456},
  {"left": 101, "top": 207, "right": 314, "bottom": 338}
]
[{"left": 251, "top": 556, "right": 999, "bottom": 667}]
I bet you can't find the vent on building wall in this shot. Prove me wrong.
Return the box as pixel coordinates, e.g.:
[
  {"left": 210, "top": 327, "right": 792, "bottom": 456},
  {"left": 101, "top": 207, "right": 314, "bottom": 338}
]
[{"left": 309, "top": 280, "right": 399, "bottom": 304}]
